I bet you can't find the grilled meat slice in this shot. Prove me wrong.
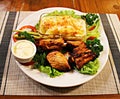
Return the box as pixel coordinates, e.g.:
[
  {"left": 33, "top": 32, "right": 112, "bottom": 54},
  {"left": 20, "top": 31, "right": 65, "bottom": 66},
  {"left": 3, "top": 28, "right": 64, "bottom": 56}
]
[
  {"left": 74, "top": 51, "right": 96, "bottom": 69},
  {"left": 39, "top": 38, "right": 64, "bottom": 50},
  {"left": 66, "top": 40, "right": 86, "bottom": 51},
  {"left": 67, "top": 40, "right": 86, "bottom": 48},
  {"left": 72, "top": 46, "right": 92, "bottom": 58},
  {"left": 72, "top": 41, "right": 96, "bottom": 69},
  {"left": 47, "top": 51, "right": 71, "bottom": 72}
]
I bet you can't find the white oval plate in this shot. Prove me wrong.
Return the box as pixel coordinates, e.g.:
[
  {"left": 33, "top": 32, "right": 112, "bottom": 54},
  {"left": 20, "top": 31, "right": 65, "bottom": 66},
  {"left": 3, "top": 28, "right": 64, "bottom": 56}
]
[{"left": 12, "top": 7, "right": 109, "bottom": 87}]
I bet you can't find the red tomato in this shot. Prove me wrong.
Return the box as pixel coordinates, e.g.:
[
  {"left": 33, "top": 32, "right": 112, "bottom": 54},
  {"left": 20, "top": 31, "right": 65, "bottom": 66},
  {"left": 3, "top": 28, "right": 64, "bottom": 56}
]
[
  {"left": 21, "top": 60, "right": 35, "bottom": 66},
  {"left": 20, "top": 25, "right": 36, "bottom": 32},
  {"left": 88, "top": 25, "right": 96, "bottom": 31},
  {"left": 87, "top": 36, "right": 96, "bottom": 40}
]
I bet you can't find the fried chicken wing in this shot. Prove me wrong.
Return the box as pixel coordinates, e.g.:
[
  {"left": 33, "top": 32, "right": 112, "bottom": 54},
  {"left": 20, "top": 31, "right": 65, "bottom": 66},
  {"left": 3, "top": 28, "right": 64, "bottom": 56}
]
[{"left": 47, "top": 51, "right": 71, "bottom": 72}]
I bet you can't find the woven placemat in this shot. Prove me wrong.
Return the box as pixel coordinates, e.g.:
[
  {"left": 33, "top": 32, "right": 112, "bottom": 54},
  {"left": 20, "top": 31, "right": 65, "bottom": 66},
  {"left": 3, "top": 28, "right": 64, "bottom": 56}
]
[{"left": 0, "top": 11, "right": 120, "bottom": 95}]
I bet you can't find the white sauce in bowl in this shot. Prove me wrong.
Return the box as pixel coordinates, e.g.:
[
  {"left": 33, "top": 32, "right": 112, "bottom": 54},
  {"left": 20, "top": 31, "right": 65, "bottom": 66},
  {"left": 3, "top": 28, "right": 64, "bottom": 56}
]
[
  {"left": 13, "top": 41, "right": 34, "bottom": 58},
  {"left": 12, "top": 40, "right": 36, "bottom": 63}
]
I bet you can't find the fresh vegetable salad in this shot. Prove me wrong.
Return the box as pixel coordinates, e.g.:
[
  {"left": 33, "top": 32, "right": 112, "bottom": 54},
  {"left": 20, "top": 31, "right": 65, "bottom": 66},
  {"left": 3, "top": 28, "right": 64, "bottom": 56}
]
[{"left": 13, "top": 10, "right": 103, "bottom": 77}]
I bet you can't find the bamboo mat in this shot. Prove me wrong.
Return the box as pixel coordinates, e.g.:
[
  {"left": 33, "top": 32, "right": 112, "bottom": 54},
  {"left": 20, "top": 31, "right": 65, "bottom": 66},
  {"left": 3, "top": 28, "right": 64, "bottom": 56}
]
[{"left": 0, "top": 11, "right": 120, "bottom": 95}]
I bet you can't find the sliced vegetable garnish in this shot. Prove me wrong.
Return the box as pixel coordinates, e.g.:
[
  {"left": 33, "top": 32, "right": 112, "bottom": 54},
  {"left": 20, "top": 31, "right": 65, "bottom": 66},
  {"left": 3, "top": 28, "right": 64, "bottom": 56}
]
[
  {"left": 18, "top": 31, "right": 35, "bottom": 43},
  {"left": 20, "top": 25, "right": 37, "bottom": 32},
  {"left": 13, "top": 25, "right": 37, "bottom": 42}
]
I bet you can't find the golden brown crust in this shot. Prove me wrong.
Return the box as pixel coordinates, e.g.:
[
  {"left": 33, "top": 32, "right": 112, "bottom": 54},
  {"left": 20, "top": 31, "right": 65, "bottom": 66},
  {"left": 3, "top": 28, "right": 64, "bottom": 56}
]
[
  {"left": 39, "top": 16, "right": 86, "bottom": 40},
  {"left": 47, "top": 51, "right": 71, "bottom": 71},
  {"left": 39, "top": 38, "right": 64, "bottom": 50}
]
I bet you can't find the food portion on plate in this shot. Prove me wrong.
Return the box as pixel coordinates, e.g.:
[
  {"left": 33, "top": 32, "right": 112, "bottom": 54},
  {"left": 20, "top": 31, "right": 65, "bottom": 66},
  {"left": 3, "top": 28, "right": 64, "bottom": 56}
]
[
  {"left": 39, "top": 15, "right": 86, "bottom": 40},
  {"left": 12, "top": 10, "right": 103, "bottom": 78}
]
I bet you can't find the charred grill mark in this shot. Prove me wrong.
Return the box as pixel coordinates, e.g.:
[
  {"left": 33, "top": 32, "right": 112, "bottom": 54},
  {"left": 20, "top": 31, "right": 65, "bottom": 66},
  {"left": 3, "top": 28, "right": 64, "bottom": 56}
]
[{"left": 70, "top": 40, "right": 96, "bottom": 69}]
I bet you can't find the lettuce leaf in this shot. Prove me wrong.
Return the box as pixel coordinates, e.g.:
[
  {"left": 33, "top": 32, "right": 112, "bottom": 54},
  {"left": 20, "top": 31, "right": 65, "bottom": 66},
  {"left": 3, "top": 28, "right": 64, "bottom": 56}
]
[
  {"left": 79, "top": 59, "right": 99, "bottom": 75},
  {"left": 46, "top": 10, "right": 81, "bottom": 18},
  {"left": 39, "top": 65, "right": 63, "bottom": 77}
]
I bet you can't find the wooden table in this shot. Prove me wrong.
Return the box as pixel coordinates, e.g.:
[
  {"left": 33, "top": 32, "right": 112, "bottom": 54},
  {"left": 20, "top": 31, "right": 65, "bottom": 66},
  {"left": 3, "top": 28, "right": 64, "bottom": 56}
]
[
  {"left": 0, "top": 0, "right": 120, "bottom": 20},
  {"left": 0, "top": 0, "right": 120, "bottom": 99}
]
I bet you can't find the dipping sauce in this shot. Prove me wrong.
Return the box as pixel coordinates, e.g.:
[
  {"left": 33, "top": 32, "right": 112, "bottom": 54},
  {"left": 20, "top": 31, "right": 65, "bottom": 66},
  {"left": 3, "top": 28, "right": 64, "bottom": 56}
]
[{"left": 12, "top": 40, "right": 36, "bottom": 63}]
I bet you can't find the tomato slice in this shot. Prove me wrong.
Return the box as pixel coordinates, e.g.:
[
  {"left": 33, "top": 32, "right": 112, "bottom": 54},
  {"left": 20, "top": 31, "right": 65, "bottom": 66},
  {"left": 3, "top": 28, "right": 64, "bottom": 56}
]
[
  {"left": 87, "top": 36, "right": 96, "bottom": 40},
  {"left": 88, "top": 25, "right": 96, "bottom": 31},
  {"left": 13, "top": 25, "right": 36, "bottom": 42},
  {"left": 21, "top": 60, "right": 35, "bottom": 66},
  {"left": 20, "top": 25, "right": 37, "bottom": 32}
]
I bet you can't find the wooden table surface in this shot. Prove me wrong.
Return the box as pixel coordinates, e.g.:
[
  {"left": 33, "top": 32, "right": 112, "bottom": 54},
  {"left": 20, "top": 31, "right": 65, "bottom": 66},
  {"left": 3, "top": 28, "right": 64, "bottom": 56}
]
[
  {"left": 0, "top": 0, "right": 120, "bottom": 19},
  {"left": 0, "top": 0, "right": 120, "bottom": 99}
]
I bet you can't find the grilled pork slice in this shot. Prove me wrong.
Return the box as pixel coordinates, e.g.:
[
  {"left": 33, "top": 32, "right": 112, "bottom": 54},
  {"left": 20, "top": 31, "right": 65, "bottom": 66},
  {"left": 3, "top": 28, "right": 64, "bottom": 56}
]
[
  {"left": 72, "top": 42, "right": 96, "bottom": 69},
  {"left": 47, "top": 51, "right": 71, "bottom": 72},
  {"left": 66, "top": 40, "right": 87, "bottom": 51},
  {"left": 39, "top": 38, "right": 64, "bottom": 50},
  {"left": 67, "top": 40, "right": 86, "bottom": 48}
]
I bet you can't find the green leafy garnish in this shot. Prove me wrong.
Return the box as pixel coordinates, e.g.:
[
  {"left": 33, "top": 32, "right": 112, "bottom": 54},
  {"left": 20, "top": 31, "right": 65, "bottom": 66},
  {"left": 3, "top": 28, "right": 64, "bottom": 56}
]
[
  {"left": 39, "top": 65, "right": 63, "bottom": 77},
  {"left": 33, "top": 52, "right": 63, "bottom": 77},
  {"left": 81, "top": 13, "right": 99, "bottom": 25},
  {"left": 46, "top": 10, "right": 81, "bottom": 18},
  {"left": 79, "top": 59, "right": 99, "bottom": 75},
  {"left": 33, "top": 52, "right": 46, "bottom": 67},
  {"left": 86, "top": 38, "right": 103, "bottom": 57},
  {"left": 18, "top": 31, "right": 35, "bottom": 43}
]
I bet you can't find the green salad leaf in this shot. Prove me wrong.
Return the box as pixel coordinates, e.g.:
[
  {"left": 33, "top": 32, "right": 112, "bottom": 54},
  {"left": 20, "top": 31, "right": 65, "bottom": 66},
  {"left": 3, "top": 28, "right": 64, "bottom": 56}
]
[
  {"left": 39, "top": 65, "right": 52, "bottom": 76},
  {"left": 33, "top": 52, "right": 63, "bottom": 77},
  {"left": 79, "top": 59, "right": 99, "bottom": 75},
  {"left": 39, "top": 65, "right": 63, "bottom": 77},
  {"left": 46, "top": 10, "right": 81, "bottom": 18}
]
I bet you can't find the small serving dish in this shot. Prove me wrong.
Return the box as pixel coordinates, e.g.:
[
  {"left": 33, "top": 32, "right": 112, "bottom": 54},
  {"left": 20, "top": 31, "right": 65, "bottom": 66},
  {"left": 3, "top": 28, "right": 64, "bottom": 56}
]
[{"left": 11, "top": 40, "right": 36, "bottom": 63}]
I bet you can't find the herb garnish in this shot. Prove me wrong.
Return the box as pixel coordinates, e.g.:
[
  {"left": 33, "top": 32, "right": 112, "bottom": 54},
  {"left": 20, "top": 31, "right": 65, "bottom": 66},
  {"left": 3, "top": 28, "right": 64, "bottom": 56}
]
[
  {"left": 81, "top": 13, "right": 99, "bottom": 25},
  {"left": 86, "top": 38, "right": 103, "bottom": 57}
]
